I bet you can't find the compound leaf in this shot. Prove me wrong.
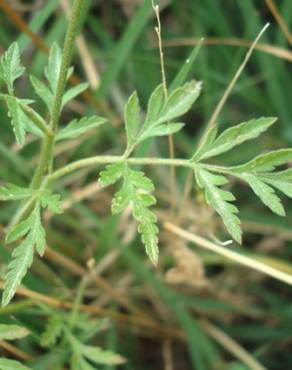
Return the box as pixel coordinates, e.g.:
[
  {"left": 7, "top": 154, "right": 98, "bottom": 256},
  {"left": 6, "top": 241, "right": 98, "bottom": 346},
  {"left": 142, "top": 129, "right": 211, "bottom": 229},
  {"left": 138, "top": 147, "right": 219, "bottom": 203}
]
[
  {"left": 100, "top": 164, "right": 159, "bottom": 264},
  {"left": 124, "top": 80, "right": 201, "bottom": 151},
  {"left": 2, "top": 236, "right": 34, "bottom": 307},
  {"left": 2, "top": 201, "right": 49, "bottom": 306}
]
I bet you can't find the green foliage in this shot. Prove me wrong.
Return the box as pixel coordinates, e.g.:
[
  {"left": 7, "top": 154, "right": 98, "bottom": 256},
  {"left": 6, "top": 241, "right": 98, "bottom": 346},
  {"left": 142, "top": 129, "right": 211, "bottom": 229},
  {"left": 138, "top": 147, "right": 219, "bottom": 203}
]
[
  {"left": 39, "top": 311, "right": 124, "bottom": 370},
  {"left": 0, "top": 325, "right": 31, "bottom": 369},
  {"left": 192, "top": 117, "right": 277, "bottom": 161},
  {"left": 44, "top": 42, "right": 62, "bottom": 94},
  {"left": 0, "top": 324, "right": 29, "bottom": 340},
  {"left": 191, "top": 118, "right": 292, "bottom": 242},
  {"left": 0, "top": 43, "right": 24, "bottom": 93},
  {"left": 30, "top": 42, "right": 86, "bottom": 115},
  {"left": 62, "top": 82, "right": 88, "bottom": 108},
  {"left": 56, "top": 116, "right": 106, "bottom": 141},
  {"left": 3, "top": 202, "right": 44, "bottom": 306},
  {"left": 6, "top": 96, "right": 29, "bottom": 145},
  {"left": 237, "top": 173, "right": 285, "bottom": 216},
  {"left": 124, "top": 80, "right": 202, "bottom": 154},
  {"left": 1, "top": 4, "right": 292, "bottom": 368},
  {"left": 30, "top": 74, "right": 53, "bottom": 110},
  {"left": 0, "top": 184, "right": 35, "bottom": 201},
  {"left": 67, "top": 330, "right": 125, "bottom": 369},
  {"left": 99, "top": 163, "right": 159, "bottom": 264},
  {"left": 0, "top": 358, "right": 32, "bottom": 370},
  {"left": 0, "top": 186, "right": 62, "bottom": 307},
  {"left": 230, "top": 148, "right": 292, "bottom": 173},
  {"left": 1, "top": 35, "right": 291, "bottom": 301},
  {"left": 195, "top": 167, "right": 242, "bottom": 243},
  {"left": 40, "top": 190, "right": 62, "bottom": 214},
  {"left": 41, "top": 315, "right": 63, "bottom": 347}
]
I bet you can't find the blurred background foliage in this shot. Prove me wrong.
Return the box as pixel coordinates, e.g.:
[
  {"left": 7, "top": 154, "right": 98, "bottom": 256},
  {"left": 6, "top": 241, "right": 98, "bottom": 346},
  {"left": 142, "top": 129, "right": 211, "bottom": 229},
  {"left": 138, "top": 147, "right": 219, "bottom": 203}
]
[{"left": 0, "top": 0, "right": 292, "bottom": 369}]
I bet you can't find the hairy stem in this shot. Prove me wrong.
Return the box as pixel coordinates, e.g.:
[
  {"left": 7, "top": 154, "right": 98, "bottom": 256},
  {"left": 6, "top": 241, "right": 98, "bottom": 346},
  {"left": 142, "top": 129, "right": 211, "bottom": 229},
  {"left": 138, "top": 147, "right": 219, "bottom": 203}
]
[
  {"left": 29, "top": 0, "right": 85, "bottom": 190},
  {"left": 50, "top": 0, "right": 84, "bottom": 132},
  {"left": 49, "top": 156, "right": 193, "bottom": 181},
  {"left": 30, "top": 135, "right": 55, "bottom": 189}
]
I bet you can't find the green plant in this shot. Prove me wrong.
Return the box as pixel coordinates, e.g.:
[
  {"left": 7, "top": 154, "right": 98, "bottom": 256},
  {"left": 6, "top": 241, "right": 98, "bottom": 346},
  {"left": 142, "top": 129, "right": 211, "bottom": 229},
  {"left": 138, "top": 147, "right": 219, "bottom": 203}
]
[
  {"left": 0, "top": 324, "right": 31, "bottom": 369},
  {"left": 1, "top": 0, "right": 292, "bottom": 307},
  {"left": 1, "top": 0, "right": 292, "bottom": 369}
]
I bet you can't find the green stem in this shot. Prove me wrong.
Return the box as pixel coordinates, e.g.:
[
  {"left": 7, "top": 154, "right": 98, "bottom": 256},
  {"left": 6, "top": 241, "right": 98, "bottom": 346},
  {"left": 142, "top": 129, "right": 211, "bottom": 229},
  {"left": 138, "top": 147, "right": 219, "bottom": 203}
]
[
  {"left": 21, "top": 104, "right": 53, "bottom": 136},
  {"left": 30, "top": 134, "right": 55, "bottom": 189},
  {"left": 29, "top": 0, "right": 85, "bottom": 190},
  {"left": 50, "top": 0, "right": 84, "bottom": 132},
  {"left": 49, "top": 156, "right": 193, "bottom": 181},
  {"left": 0, "top": 299, "right": 36, "bottom": 315}
]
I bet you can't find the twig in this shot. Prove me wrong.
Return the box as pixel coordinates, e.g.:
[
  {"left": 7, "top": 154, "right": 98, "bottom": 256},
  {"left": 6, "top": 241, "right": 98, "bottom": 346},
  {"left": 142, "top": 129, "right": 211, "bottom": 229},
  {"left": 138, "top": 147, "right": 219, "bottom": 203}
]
[
  {"left": 160, "top": 37, "right": 292, "bottom": 63},
  {"left": 265, "top": 0, "right": 292, "bottom": 47},
  {"left": 44, "top": 246, "right": 149, "bottom": 318},
  {"left": 152, "top": 0, "right": 176, "bottom": 213},
  {"left": 164, "top": 222, "right": 292, "bottom": 286},
  {"left": 0, "top": 281, "right": 184, "bottom": 342},
  {"left": 0, "top": 340, "right": 32, "bottom": 361},
  {"left": 200, "top": 320, "right": 268, "bottom": 370},
  {"left": 204, "top": 23, "right": 270, "bottom": 135}
]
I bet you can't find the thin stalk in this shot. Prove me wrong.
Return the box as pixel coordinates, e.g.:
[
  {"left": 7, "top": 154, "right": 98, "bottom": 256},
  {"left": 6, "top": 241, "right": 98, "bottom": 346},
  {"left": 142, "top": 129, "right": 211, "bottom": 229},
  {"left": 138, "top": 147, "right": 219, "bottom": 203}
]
[
  {"left": 265, "top": 0, "right": 292, "bottom": 47},
  {"left": 29, "top": 0, "right": 85, "bottom": 190},
  {"left": 21, "top": 104, "right": 53, "bottom": 136},
  {"left": 30, "top": 135, "right": 55, "bottom": 189},
  {"left": 164, "top": 222, "right": 292, "bottom": 286},
  {"left": 199, "top": 23, "right": 270, "bottom": 148},
  {"left": 0, "top": 299, "right": 35, "bottom": 315},
  {"left": 200, "top": 320, "right": 268, "bottom": 370},
  {"left": 50, "top": 0, "right": 84, "bottom": 132},
  {"left": 152, "top": 0, "right": 177, "bottom": 213},
  {"left": 68, "top": 274, "right": 90, "bottom": 329},
  {"left": 49, "top": 156, "right": 193, "bottom": 181}
]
